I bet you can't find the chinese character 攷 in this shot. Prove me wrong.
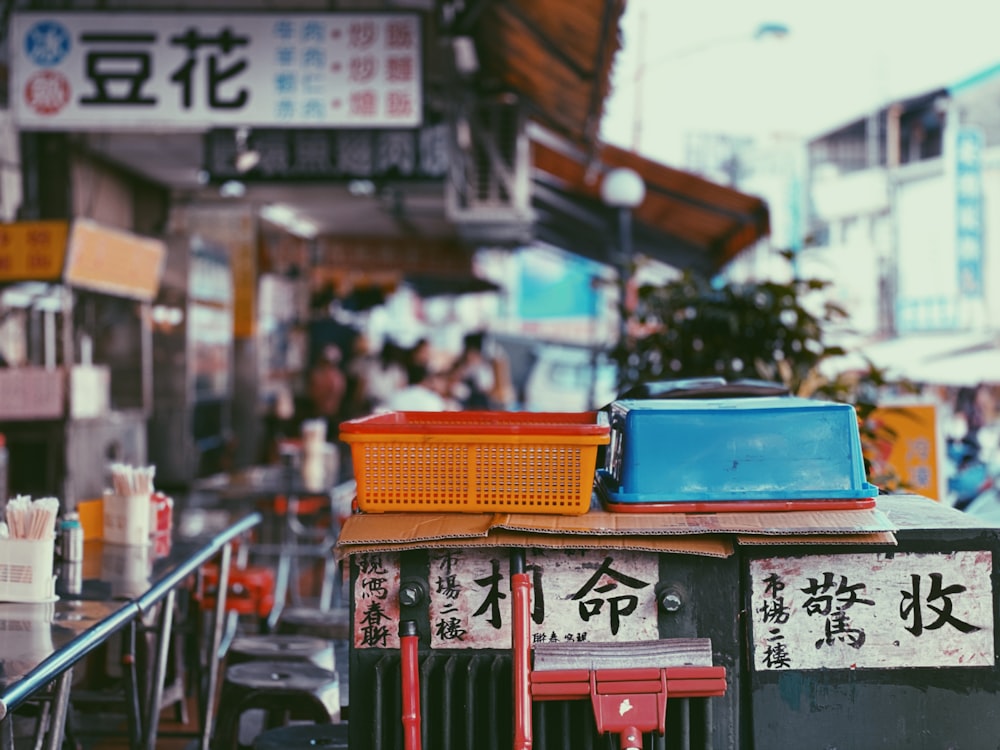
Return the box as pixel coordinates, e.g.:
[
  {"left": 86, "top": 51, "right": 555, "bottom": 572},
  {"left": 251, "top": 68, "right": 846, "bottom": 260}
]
[{"left": 900, "top": 572, "right": 981, "bottom": 636}]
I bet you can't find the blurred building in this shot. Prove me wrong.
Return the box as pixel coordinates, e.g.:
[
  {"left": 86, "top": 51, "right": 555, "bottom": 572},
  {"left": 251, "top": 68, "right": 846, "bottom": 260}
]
[
  {"left": 801, "top": 68, "right": 1000, "bottom": 382},
  {"left": 0, "top": 0, "right": 772, "bottom": 497}
]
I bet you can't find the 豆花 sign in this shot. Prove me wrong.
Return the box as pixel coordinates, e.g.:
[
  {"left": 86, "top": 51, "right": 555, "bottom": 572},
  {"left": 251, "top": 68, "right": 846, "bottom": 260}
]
[{"left": 11, "top": 12, "right": 422, "bottom": 129}]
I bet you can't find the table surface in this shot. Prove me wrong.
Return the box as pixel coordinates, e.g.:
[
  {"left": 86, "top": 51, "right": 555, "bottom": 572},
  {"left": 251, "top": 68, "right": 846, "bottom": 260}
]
[{"left": 0, "top": 510, "right": 262, "bottom": 718}]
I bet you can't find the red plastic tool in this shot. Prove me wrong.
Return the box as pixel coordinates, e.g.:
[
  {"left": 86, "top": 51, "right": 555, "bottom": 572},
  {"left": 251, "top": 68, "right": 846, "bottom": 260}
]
[
  {"left": 511, "top": 550, "right": 533, "bottom": 750},
  {"left": 510, "top": 548, "right": 727, "bottom": 750},
  {"left": 400, "top": 619, "right": 421, "bottom": 750}
]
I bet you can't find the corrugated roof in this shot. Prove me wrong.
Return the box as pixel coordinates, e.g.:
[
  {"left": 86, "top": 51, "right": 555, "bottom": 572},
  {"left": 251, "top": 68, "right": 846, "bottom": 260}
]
[
  {"left": 468, "top": 0, "right": 770, "bottom": 271},
  {"left": 472, "top": 0, "right": 624, "bottom": 146},
  {"left": 531, "top": 128, "right": 771, "bottom": 273}
]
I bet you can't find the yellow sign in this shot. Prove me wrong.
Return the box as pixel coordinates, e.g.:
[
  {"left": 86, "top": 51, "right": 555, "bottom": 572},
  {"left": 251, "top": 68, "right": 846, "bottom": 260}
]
[
  {"left": 868, "top": 403, "right": 942, "bottom": 500},
  {"left": 63, "top": 219, "right": 165, "bottom": 301},
  {"left": 0, "top": 220, "right": 69, "bottom": 281}
]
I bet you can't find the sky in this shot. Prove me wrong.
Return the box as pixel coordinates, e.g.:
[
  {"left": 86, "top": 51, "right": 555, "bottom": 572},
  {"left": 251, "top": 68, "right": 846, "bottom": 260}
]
[{"left": 600, "top": 0, "right": 1000, "bottom": 165}]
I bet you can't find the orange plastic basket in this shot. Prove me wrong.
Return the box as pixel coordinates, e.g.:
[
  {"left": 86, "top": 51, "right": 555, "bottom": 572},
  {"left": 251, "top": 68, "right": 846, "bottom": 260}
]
[{"left": 340, "top": 411, "right": 610, "bottom": 515}]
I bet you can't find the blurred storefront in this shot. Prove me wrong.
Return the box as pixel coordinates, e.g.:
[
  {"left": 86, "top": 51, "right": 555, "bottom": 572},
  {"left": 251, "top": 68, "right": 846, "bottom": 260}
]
[{"left": 1, "top": 0, "right": 771, "bottom": 490}]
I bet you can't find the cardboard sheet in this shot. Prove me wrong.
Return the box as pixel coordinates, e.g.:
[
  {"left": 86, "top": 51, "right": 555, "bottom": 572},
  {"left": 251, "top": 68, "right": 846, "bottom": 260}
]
[
  {"left": 336, "top": 511, "right": 497, "bottom": 547},
  {"left": 497, "top": 508, "right": 896, "bottom": 536},
  {"left": 736, "top": 531, "right": 898, "bottom": 546},
  {"left": 336, "top": 529, "right": 734, "bottom": 559},
  {"left": 335, "top": 503, "right": 900, "bottom": 560}
]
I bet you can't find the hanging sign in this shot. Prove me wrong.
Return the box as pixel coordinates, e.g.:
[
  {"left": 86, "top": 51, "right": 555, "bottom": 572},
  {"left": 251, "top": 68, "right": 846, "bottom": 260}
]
[
  {"left": 204, "top": 124, "right": 448, "bottom": 182},
  {"left": 11, "top": 12, "right": 422, "bottom": 129},
  {"left": 0, "top": 220, "right": 69, "bottom": 281},
  {"left": 750, "top": 551, "right": 994, "bottom": 671},
  {"left": 63, "top": 219, "right": 165, "bottom": 301}
]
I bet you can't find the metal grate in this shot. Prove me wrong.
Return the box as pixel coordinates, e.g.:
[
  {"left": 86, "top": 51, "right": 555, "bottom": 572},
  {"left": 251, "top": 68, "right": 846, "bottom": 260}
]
[{"left": 356, "top": 651, "right": 715, "bottom": 750}]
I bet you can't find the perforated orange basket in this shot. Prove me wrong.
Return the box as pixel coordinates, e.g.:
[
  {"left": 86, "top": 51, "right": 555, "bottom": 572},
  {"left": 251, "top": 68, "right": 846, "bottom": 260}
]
[{"left": 340, "top": 411, "right": 610, "bottom": 515}]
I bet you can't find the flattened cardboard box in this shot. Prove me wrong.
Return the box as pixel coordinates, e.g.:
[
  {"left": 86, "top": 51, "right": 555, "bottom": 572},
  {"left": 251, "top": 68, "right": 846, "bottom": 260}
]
[{"left": 336, "top": 505, "right": 898, "bottom": 560}]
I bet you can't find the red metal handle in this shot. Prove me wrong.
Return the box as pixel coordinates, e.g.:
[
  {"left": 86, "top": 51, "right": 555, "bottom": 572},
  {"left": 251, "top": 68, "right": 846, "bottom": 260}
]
[
  {"left": 512, "top": 550, "right": 533, "bottom": 750},
  {"left": 400, "top": 620, "right": 421, "bottom": 750}
]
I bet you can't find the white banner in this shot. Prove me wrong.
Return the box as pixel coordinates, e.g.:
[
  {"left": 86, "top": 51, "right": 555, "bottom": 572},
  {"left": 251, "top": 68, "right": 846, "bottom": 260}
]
[
  {"left": 427, "top": 548, "right": 660, "bottom": 650},
  {"left": 11, "top": 12, "right": 422, "bottom": 129},
  {"left": 750, "top": 551, "right": 994, "bottom": 671}
]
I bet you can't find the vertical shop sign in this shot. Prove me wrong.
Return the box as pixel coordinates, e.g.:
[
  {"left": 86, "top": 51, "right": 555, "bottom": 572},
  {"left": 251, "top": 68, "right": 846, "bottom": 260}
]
[
  {"left": 952, "top": 126, "right": 984, "bottom": 298},
  {"left": 11, "top": 12, "right": 422, "bottom": 129},
  {"left": 750, "top": 551, "right": 994, "bottom": 671},
  {"left": 353, "top": 551, "right": 401, "bottom": 650}
]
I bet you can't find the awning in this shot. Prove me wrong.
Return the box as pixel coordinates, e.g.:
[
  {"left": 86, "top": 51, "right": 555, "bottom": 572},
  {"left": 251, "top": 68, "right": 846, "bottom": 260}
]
[
  {"left": 471, "top": 0, "right": 625, "bottom": 146},
  {"left": 907, "top": 346, "right": 1000, "bottom": 386},
  {"left": 530, "top": 128, "right": 771, "bottom": 275},
  {"left": 821, "top": 332, "right": 1000, "bottom": 383}
]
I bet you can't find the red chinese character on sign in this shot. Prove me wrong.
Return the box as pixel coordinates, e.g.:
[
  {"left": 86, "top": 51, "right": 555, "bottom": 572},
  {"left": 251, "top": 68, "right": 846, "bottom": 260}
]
[
  {"left": 386, "top": 56, "right": 413, "bottom": 83},
  {"left": 349, "top": 21, "right": 376, "bottom": 49},
  {"left": 26, "top": 229, "right": 50, "bottom": 247},
  {"left": 0, "top": 256, "right": 10, "bottom": 271},
  {"left": 350, "top": 90, "right": 377, "bottom": 117},
  {"left": 349, "top": 56, "right": 377, "bottom": 83},
  {"left": 27, "top": 254, "right": 49, "bottom": 270},
  {"left": 386, "top": 91, "right": 413, "bottom": 118},
  {"left": 386, "top": 21, "right": 414, "bottom": 49},
  {"left": 24, "top": 70, "right": 70, "bottom": 115}
]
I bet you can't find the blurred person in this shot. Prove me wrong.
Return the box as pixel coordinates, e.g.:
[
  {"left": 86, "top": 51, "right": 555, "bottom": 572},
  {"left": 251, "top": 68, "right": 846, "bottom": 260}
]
[
  {"left": 264, "top": 344, "right": 354, "bottom": 479},
  {"left": 354, "top": 337, "right": 408, "bottom": 412},
  {"left": 382, "top": 360, "right": 458, "bottom": 412},
  {"left": 409, "top": 337, "right": 433, "bottom": 368},
  {"left": 447, "top": 331, "right": 514, "bottom": 410}
]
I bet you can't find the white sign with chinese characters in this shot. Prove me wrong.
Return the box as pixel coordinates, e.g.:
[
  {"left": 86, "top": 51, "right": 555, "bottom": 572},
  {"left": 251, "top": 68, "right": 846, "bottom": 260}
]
[
  {"left": 427, "top": 548, "right": 660, "bottom": 650},
  {"left": 750, "top": 551, "right": 994, "bottom": 671},
  {"left": 11, "top": 12, "right": 422, "bottom": 129},
  {"left": 353, "top": 550, "right": 401, "bottom": 651}
]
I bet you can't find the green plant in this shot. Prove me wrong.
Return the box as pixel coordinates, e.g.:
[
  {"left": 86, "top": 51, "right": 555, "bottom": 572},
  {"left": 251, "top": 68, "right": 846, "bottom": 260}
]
[
  {"left": 619, "top": 256, "right": 847, "bottom": 392},
  {"left": 615, "top": 252, "right": 918, "bottom": 490}
]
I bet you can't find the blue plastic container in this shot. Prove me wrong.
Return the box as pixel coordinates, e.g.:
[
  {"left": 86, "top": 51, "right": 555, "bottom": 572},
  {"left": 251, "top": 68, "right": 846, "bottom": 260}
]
[{"left": 602, "top": 396, "right": 878, "bottom": 503}]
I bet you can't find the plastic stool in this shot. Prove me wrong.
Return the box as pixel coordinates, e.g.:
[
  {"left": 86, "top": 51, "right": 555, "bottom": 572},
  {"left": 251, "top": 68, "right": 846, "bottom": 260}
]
[
  {"left": 228, "top": 634, "right": 336, "bottom": 670},
  {"left": 212, "top": 660, "right": 340, "bottom": 750},
  {"left": 252, "top": 722, "right": 348, "bottom": 750},
  {"left": 276, "top": 606, "right": 350, "bottom": 640},
  {"left": 198, "top": 563, "right": 276, "bottom": 620}
]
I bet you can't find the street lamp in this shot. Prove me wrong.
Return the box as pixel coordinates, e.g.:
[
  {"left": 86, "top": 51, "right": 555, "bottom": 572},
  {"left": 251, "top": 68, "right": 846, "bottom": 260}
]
[{"left": 600, "top": 167, "right": 646, "bottom": 343}]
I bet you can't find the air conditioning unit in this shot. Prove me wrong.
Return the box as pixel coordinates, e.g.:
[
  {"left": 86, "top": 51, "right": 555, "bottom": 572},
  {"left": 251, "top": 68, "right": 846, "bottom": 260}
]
[{"left": 445, "top": 97, "right": 535, "bottom": 245}]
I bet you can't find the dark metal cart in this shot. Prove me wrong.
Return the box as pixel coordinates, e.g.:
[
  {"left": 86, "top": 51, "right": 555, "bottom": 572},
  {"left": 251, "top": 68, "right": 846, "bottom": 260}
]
[{"left": 340, "top": 494, "right": 1000, "bottom": 750}]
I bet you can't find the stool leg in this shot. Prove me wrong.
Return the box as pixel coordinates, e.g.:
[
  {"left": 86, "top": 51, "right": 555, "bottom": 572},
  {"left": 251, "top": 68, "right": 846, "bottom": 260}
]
[
  {"left": 143, "top": 589, "right": 176, "bottom": 750},
  {"left": 122, "top": 622, "right": 143, "bottom": 750},
  {"left": 201, "top": 541, "right": 233, "bottom": 750},
  {"left": 318, "top": 556, "right": 337, "bottom": 612},
  {"left": 42, "top": 669, "right": 73, "bottom": 750},
  {"left": 267, "top": 550, "right": 292, "bottom": 632},
  {"left": 220, "top": 610, "right": 240, "bottom": 656}
]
